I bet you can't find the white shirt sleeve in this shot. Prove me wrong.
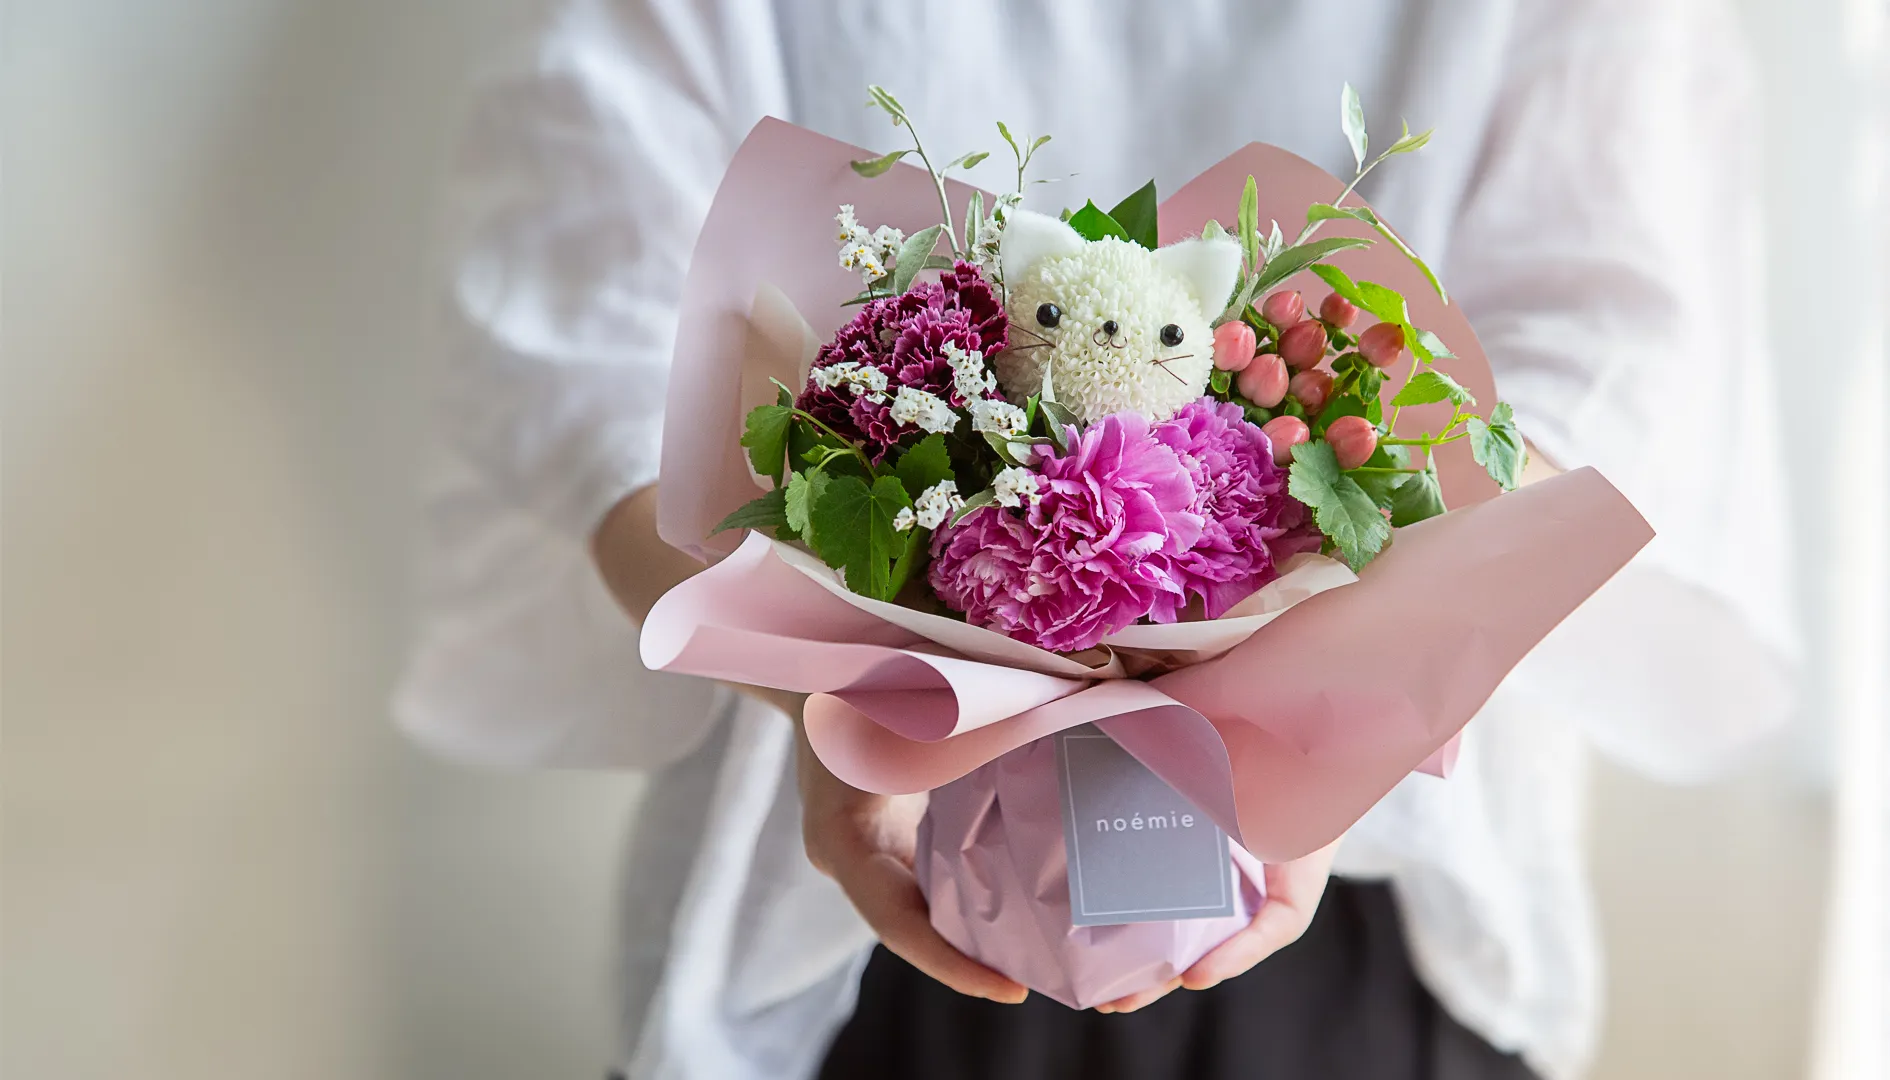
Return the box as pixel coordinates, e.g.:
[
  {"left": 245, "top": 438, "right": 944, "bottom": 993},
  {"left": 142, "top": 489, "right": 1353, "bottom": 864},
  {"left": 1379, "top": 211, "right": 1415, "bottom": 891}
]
[
  {"left": 393, "top": 0, "right": 788, "bottom": 768},
  {"left": 1448, "top": 0, "right": 1799, "bottom": 778}
]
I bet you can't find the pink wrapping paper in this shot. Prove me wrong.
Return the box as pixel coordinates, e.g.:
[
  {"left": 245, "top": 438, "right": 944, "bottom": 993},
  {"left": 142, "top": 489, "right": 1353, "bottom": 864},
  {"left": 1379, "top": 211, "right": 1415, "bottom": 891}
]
[
  {"left": 643, "top": 117, "right": 1657, "bottom": 1005},
  {"left": 918, "top": 739, "right": 1266, "bottom": 1010}
]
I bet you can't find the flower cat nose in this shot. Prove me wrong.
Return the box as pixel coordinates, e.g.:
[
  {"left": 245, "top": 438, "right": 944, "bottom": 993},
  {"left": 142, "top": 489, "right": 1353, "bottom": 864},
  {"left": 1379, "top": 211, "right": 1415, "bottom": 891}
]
[{"left": 1101, "top": 320, "right": 1119, "bottom": 337}]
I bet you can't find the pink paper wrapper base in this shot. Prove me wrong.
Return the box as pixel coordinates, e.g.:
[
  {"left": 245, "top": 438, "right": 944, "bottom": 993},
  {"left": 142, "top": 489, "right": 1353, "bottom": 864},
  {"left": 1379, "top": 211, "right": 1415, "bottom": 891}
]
[{"left": 917, "top": 736, "right": 1265, "bottom": 1010}]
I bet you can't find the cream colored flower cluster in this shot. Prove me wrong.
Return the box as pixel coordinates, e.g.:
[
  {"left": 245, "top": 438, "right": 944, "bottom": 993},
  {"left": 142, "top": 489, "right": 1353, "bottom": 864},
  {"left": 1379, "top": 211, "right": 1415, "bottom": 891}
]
[{"left": 834, "top": 204, "right": 905, "bottom": 286}]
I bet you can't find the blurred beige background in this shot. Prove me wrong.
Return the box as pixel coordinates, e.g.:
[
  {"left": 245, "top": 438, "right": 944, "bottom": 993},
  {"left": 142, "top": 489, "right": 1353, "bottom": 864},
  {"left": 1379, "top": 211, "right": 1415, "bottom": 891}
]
[{"left": 2, "top": 2, "right": 1878, "bottom": 1078}]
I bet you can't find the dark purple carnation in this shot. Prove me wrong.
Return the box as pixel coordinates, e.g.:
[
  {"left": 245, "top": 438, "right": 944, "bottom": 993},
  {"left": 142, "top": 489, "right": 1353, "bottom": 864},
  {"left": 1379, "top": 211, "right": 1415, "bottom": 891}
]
[
  {"left": 797, "top": 261, "right": 1008, "bottom": 460},
  {"left": 1149, "top": 397, "right": 1321, "bottom": 620}
]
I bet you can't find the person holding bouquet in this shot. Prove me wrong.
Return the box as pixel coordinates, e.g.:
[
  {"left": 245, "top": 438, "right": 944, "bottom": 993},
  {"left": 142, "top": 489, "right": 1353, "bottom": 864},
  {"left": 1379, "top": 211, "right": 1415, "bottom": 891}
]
[{"left": 397, "top": 1, "right": 1795, "bottom": 1077}]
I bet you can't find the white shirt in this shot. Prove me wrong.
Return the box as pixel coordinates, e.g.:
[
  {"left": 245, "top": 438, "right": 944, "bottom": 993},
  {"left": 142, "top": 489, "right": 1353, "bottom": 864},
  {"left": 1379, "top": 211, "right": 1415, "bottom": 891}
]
[{"left": 394, "top": 2, "right": 1798, "bottom": 1077}]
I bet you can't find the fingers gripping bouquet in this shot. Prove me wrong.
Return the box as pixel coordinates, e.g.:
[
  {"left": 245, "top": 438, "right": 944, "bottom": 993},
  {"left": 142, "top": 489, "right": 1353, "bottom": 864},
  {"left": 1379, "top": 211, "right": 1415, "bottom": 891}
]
[{"left": 642, "top": 86, "right": 1654, "bottom": 1008}]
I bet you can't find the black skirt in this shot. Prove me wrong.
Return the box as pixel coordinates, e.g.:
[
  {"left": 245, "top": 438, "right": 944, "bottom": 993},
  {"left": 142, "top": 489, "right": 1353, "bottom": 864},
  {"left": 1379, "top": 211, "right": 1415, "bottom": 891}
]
[{"left": 818, "top": 881, "right": 1538, "bottom": 1080}]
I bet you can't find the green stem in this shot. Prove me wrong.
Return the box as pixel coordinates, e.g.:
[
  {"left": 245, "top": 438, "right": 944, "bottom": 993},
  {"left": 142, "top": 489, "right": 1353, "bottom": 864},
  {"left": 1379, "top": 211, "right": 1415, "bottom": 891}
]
[
  {"left": 886, "top": 527, "right": 926, "bottom": 597},
  {"left": 1381, "top": 431, "right": 1468, "bottom": 448},
  {"left": 793, "top": 409, "right": 876, "bottom": 473},
  {"left": 1294, "top": 147, "right": 1394, "bottom": 246},
  {"left": 903, "top": 124, "right": 959, "bottom": 255},
  {"left": 1387, "top": 350, "right": 1422, "bottom": 433}
]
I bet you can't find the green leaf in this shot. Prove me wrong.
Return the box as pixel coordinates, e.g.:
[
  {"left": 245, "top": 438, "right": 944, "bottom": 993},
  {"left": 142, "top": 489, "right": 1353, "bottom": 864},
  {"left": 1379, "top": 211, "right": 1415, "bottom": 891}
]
[
  {"left": 1414, "top": 328, "right": 1453, "bottom": 359},
  {"left": 1108, "top": 180, "right": 1160, "bottom": 249},
  {"left": 1038, "top": 398, "right": 1080, "bottom": 451},
  {"left": 1341, "top": 82, "right": 1369, "bottom": 172},
  {"left": 1251, "top": 236, "right": 1375, "bottom": 296},
  {"left": 739, "top": 404, "right": 794, "bottom": 485},
  {"left": 783, "top": 469, "right": 828, "bottom": 539},
  {"left": 982, "top": 431, "right": 1050, "bottom": 467},
  {"left": 952, "top": 487, "right": 997, "bottom": 524},
  {"left": 1467, "top": 402, "right": 1526, "bottom": 491},
  {"left": 893, "top": 225, "right": 945, "bottom": 295},
  {"left": 1356, "top": 364, "right": 1387, "bottom": 405},
  {"left": 801, "top": 445, "right": 853, "bottom": 469},
  {"left": 886, "top": 526, "right": 927, "bottom": 598},
  {"left": 1066, "top": 200, "right": 1129, "bottom": 243},
  {"left": 965, "top": 191, "right": 985, "bottom": 245},
  {"left": 866, "top": 85, "right": 907, "bottom": 125},
  {"left": 1288, "top": 441, "right": 1391, "bottom": 569},
  {"left": 1209, "top": 367, "right": 1232, "bottom": 395},
  {"left": 1263, "top": 219, "right": 1286, "bottom": 261},
  {"left": 850, "top": 149, "right": 912, "bottom": 177},
  {"left": 1030, "top": 134, "right": 1052, "bottom": 154},
  {"left": 1237, "top": 175, "right": 1260, "bottom": 272},
  {"left": 893, "top": 434, "right": 954, "bottom": 499},
  {"left": 1354, "top": 280, "right": 1410, "bottom": 325},
  {"left": 1306, "top": 202, "right": 1374, "bottom": 227},
  {"left": 1309, "top": 262, "right": 1363, "bottom": 305},
  {"left": 949, "top": 150, "right": 990, "bottom": 170},
  {"left": 1307, "top": 204, "right": 1448, "bottom": 305},
  {"left": 710, "top": 487, "right": 789, "bottom": 536},
  {"left": 1363, "top": 214, "right": 1448, "bottom": 303},
  {"left": 996, "top": 120, "right": 1019, "bottom": 156},
  {"left": 982, "top": 430, "right": 1025, "bottom": 467},
  {"left": 1391, "top": 370, "right": 1475, "bottom": 407},
  {"left": 1348, "top": 443, "right": 1410, "bottom": 507},
  {"left": 1387, "top": 469, "right": 1447, "bottom": 527},
  {"left": 807, "top": 474, "right": 913, "bottom": 600},
  {"left": 1383, "top": 120, "right": 1434, "bottom": 157}
]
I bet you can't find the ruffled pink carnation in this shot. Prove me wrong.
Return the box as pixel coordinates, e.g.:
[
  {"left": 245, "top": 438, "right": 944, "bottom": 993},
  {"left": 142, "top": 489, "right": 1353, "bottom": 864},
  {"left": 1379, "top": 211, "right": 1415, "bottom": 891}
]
[
  {"left": 798, "top": 261, "right": 1008, "bottom": 459},
  {"left": 927, "top": 413, "right": 1202, "bottom": 652},
  {"left": 1150, "top": 397, "right": 1322, "bottom": 620}
]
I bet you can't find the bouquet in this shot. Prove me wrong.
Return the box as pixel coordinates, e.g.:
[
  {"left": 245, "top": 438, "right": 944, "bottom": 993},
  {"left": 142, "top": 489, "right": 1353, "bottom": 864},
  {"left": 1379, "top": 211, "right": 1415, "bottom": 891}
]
[{"left": 641, "top": 86, "right": 1653, "bottom": 1008}]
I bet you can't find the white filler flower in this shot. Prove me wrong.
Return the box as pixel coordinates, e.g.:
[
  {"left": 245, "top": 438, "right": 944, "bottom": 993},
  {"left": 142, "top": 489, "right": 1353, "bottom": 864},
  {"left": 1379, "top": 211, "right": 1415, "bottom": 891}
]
[
  {"left": 969, "top": 397, "right": 1029, "bottom": 436},
  {"left": 894, "top": 480, "right": 964, "bottom": 531},
  {"left": 889, "top": 386, "right": 958, "bottom": 435},
  {"left": 992, "top": 466, "right": 1043, "bottom": 508}
]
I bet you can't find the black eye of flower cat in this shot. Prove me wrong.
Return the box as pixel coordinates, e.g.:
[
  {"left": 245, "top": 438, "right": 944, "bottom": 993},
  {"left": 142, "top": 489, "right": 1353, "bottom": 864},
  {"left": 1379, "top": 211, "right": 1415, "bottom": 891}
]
[
  {"left": 1036, "top": 303, "right": 1062, "bottom": 328},
  {"left": 1160, "top": 323, "right": 1185, "bottom": 347}
]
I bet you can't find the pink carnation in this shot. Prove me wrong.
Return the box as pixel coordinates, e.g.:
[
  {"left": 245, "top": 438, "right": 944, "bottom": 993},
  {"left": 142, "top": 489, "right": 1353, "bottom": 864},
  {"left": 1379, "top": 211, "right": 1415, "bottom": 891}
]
[
  {"left": 927, "top": 413, "right": 1201, "bottom": 652},
  {"left": 1150, "top": 397, "right": 1322, "bottom": 620}
]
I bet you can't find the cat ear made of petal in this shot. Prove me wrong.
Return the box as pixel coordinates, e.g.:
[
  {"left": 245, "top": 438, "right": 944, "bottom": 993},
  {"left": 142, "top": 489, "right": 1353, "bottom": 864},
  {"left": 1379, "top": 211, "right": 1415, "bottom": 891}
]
[
  {"left": 1154, "top": 233, "right": 1241, "bottom": 319},
  {"left": 998, "top": 209, "right": 1086, "bottom": 287}
]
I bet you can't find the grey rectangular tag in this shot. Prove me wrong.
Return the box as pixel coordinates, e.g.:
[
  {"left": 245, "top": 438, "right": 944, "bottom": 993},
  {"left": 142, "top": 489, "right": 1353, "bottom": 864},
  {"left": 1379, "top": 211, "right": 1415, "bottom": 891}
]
[{"left": 1055, "top": 724, "right": 1235, "bottom": 926}]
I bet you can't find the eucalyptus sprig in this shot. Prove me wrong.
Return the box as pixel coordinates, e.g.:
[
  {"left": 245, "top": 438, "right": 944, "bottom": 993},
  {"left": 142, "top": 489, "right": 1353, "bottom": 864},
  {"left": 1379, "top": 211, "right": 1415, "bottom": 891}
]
[
  {"left": 851, "top": 85, "right": 993, "bottom": 257},
  {"left": 1290, "top": 83, "right": 1445, "bottom": 300},
  {"left": 996, "top": 121, "right": 1052, "bottom": 197}
]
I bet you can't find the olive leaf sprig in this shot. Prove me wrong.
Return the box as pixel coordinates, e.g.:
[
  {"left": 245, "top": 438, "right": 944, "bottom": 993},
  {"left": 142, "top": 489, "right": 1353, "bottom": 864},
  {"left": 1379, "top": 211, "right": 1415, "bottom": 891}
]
[{"left": 847, "top": 86, "right": 1050, "bottom": 298}]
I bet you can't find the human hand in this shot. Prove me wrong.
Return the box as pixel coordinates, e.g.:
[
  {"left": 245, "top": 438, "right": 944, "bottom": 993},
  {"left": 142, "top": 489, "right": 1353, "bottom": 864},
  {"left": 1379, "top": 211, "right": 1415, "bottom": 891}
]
[
  {"left": 795, "top": 725, "right": 1029, "bottom": 1004},
  {"left": 1094, "top": 838, "right": 1342, "bottom": 1014}
]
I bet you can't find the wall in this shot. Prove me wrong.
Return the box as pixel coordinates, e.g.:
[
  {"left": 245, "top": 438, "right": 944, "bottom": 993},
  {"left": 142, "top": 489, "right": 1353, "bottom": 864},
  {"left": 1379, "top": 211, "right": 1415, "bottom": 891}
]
[{"left": 4, "top": 3, "right": 640, "bottom": 1078}]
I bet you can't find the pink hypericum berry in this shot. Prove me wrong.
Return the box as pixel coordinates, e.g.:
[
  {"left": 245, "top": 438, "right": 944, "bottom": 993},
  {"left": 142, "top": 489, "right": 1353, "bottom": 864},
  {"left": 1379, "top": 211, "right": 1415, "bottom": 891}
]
[
  {"left": 1236, "top": 351, "right": 1289, "bottom": 407},
  {"left": 1326, "top": 414, "right": 1379, "bottom": 470},
  {"left": 1319, "top": 293, "right": 1360, "bottom": 329},
  {"left": 1261, "top": 415, "right": 1310, "bottom": 466},
  {"left": 1260, "top": 290, "right": 1306, "bottom": 328},
  {"left": 1212, "top": 321, "right": 1257, "bottom": 373},
  {"left": 1288, "top": 369, "right": 1334, "bottom": 413},
  {"left": 1278, "top": 320, "right": 1329, "bottom": 370},
  {"left": 1358, "top": 321, "right": 1408, "bottom": 369}
]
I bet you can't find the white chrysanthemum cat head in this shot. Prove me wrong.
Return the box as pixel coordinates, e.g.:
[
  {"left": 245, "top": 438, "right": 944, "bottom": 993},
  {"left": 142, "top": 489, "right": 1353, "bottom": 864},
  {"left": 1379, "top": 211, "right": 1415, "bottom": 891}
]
[{"left": 994, "top": 209, "right": 1240, "bottom": 424}]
